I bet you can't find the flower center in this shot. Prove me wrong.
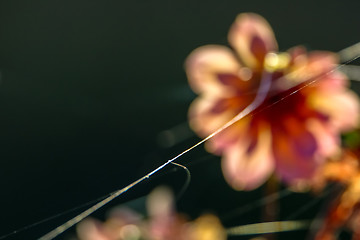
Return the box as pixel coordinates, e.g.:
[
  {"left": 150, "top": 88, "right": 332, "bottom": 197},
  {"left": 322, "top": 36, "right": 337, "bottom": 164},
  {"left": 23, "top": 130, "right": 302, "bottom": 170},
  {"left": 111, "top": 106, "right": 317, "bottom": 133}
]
[{"left": 264, "top": 52, "right": 290, "bottom": 72}]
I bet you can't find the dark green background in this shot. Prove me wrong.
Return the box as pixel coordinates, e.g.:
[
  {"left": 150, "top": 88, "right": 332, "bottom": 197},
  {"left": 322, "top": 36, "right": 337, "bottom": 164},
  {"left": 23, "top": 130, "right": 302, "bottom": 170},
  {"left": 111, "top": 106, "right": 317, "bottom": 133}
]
[{"left": 0, "top": 0, "right": 359, "bottom": 239}]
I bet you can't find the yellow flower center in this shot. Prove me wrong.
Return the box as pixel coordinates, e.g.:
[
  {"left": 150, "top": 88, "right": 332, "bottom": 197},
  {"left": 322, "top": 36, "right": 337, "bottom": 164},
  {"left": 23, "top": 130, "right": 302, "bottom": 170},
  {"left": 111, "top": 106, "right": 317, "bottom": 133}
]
[{"left": 264, "top": 52, "right": 290, "bottom": 72}]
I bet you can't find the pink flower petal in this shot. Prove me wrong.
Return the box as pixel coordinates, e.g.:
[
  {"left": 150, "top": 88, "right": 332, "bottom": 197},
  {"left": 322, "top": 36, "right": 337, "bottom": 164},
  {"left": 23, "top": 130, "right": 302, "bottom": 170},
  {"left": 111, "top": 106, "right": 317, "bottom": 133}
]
[
  {"left": 272, "top": 116, "right": 320, "bottom": 183},
  {"left": 221, "top": 125, "right": 274, "bottom": 190},
  {"left": 188, "top": 97, "right": 239, "bottom": 137},
  {"left": 188, "top": 94, "right": 253, "bottom": 138},
  {"left": 77, "top": 218, "right": 109, "bottom": 240},
  {"left": 308, "top": 90, "right": 360, "bottom": 132},
  {"left": 185, "top": 45, "right": 243, "bottom": 96},
  {"left": 228, "top": 13, "right": 278, "bottom": 69},
  {"left": 315, "top": 71, "right": 348, "bottom": 92},
  {"left": 306, "top": 118, "right": 340, "bottom": 158},
  {"left": 277, "top": 50, "right": 340, "bottom": 91},
  {"left": 205, "top": 118, "right": 251, "bottom": 155}
]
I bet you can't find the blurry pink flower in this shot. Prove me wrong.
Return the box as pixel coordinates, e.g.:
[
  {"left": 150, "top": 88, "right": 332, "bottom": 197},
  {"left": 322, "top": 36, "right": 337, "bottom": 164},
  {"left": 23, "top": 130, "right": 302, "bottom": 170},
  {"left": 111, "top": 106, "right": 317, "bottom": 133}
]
[
  {"left": 76, "top": 187, "right": 226, "bottom": 240},
  {"left": 186, "top": 13, "right": 359, "bottom": 190},
  {"left": 76, "top": 208, "right": 143, "bottom": 240},
  {"left": 144, "top": 187, "right": 189, "bottom": 240}
]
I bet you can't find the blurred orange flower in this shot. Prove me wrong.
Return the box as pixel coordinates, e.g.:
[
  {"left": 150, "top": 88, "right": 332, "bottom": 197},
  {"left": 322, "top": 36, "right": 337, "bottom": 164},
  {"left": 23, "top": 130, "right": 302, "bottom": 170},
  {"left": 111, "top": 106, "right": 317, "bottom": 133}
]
[
  {"left": 186, "top": 13, "right": 359, "bottom": 190},
  {"left": 312, "top": 150, "right": 360, "bottom": 239}
]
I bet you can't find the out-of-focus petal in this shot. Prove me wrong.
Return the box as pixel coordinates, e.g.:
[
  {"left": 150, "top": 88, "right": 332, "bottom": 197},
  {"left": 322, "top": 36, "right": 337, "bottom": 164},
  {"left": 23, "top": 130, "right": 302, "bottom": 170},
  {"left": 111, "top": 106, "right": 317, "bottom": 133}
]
[
  {"left": 304, "top": 52, "right": 345, "bottom": 91},
  {"left": 272, "top": 116, "right": 320, "bottom": 182},
  {"left": 205, "top": 118, "right": 252, "bottom": 155},
  {"left": 77, "top": 218, "right": 109, "bottom": 240},
  {"left": 185, "top": 45, "right": 244, "bottom": 96},
  {"left": 288, "top": 46, "right": 307, "bottom": 62},
  {"left": 77, "top": 208, "right": 143, "bottom": 240},
  {"left": 306, "top": 51, "right": 338, "bottom": 74},
  {"left": 228, "top": 13, "right": 278, "bottom": 69},
  {"left": 282, "top": 50, "right": 341, "bottom": 91},
  {"left": 315, "top": 71, "right": 348, "bottom": 92},
  {"left": 188, "top": 96, "right": 253, "bottom": 138},
  {"left": 188, "top": 214, "right": 226, "bottom": 240},
  {"left": 147, "top": 186, "right": 174, "bottom": 219},
  {"left": 308, "top": 90, "right": 360, "bottom": 131},
  {"left": 306, "top": 118, "right": 340, "bottom": 157},
  {"left": 221, "top": 124, "right": 274, "bottom": 190}
]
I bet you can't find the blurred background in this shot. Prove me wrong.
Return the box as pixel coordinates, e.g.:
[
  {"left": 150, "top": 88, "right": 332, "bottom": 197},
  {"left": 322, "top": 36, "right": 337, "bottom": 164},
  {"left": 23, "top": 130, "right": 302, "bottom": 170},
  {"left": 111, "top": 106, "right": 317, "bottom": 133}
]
[{"left": 0, "top": 0, "right": 360, "bottom": 239}]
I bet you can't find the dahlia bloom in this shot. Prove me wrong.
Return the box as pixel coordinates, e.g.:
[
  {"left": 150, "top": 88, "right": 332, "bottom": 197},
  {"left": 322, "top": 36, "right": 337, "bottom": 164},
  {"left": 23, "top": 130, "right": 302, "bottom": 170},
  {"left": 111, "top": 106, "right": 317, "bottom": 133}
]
[{"left": 186, "top": 13, "right": 359, "bottom": 190}]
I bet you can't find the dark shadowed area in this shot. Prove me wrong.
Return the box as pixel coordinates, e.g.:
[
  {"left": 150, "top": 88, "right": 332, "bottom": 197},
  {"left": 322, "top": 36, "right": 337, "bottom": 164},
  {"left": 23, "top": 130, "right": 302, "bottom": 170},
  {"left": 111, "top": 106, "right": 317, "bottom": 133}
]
[{"left": 0, "top": 0, "right": 359, "bottom": 239}]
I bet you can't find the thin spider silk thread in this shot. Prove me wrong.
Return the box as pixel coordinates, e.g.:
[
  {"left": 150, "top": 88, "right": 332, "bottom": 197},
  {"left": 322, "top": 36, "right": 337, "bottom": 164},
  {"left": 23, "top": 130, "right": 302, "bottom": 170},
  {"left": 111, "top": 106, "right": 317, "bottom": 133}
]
[
  {"left": 170, "top": 162, "right": 192, "bottom": 201},
  {"left": 226, "top": 220, "right": 311, "bottom": 236},
  {"left": 0, "top": 195, "right": 113, "bottom": 240},
  {"left": 243, "top": 183, "right": 343, "bottom": 239},
  {"left": 39, "top": 43, "right": 360, "bottom": 240},
  {"left": 38, "top": 162, "right": 192, "bottom": 240},
  {"left": 4, "top": 42, "right": 357, "bottom": 240},
  {"left": 284, "top": 183, "right": 342, "bottom": 221},
  {"left": 0, "top": 162, "right": 190, "bottom": 240},
  {"left": 221, "top": 188, "right": 293, "bottom": 221},
  {"left": 38, "top": 67, "right": 274, "bottom": 240}
]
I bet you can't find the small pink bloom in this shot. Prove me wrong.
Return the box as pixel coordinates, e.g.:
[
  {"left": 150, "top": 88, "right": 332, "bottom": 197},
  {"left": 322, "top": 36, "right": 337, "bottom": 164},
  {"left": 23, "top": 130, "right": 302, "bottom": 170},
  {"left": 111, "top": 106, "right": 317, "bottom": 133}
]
[
  {"left": 76, "top": 187, "right": 226, "bottom": 240},
  {"left": 186, "top": 13, "right": 360, "bottom": 190},
  {"left": 76, "top": 208, "right": 143, "bottom": 240}
]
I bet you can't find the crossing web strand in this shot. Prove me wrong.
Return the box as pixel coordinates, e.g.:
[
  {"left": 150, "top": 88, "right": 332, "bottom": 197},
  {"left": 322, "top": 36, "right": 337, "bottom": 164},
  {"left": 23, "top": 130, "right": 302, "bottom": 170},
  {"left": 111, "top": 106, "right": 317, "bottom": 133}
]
[
  {"left": 338, "top": 42, "right": 360, "bottom": 63},
  {"left": 236, "top": 183, "right": 344, "bottom": 239},
  {"left": 0, "top": 42, "right": 356, "bottom": 240},
  {"left": 226, "top": 220, "right": 311, "bottom": 236},
  {"left": 0, "top": 162, "right": 190, "bottom": 240},
  {"left": 37, "top": 61, "right": 273, "bottom": 240},
  {"left": 170, "top": 162, "right": 192, "bottom": 201},
  {"left": 0, "top": 196, "right": 110, "bottom": 240},
  {"left": 221, "top": 188, "right": 293, "bottom": 221},
  {"left": 36, "top": 43, "right": 360, "bottom": 240},
  {"left": 284, "top": 183, "right": 342, "bottom": 221}
]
